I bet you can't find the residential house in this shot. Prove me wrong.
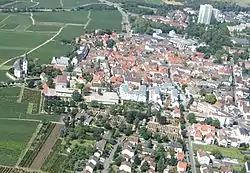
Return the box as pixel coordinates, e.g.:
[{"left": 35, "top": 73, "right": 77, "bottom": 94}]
[
  {"left": 245, "top": 161, "right": 250, "bottom": 173},
  {"left": 51, "top": 56, "right": 69, "bottom": 70},
  {"left": 192, "top": 123, "right": 216, "bottom": 144},
  {"left": 197, "top": 150, "right": 210, "bottom": 165},
  {"left": 177, "top": 152, "right": 185, "bottom": 161},
  {"left": 144, "top": 156, "right": 156, "bottom": 171},
  {"left": 122, "top": 142, "right": 135, "bottom": 160},
  {"left": 177, "top": 161, "right": 187, "bottom": 172},
  {"left": 235, "top": 127, "right": 250, "bottom": 144},
  {"left": 200, "top": 165, "right": 212, "bottom": 173},
  {"left": 119, "top": 161, "right": 132, "bottom": 173},
  {"left": 127, "top": 136, "right": 139, "bottom": 146},
  {"left": 217, "top": 130, "right": 228, "bottom": 147}
]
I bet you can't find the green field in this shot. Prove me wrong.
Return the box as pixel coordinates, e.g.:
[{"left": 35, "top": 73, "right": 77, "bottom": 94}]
[
  {"left": 0, "top": 49, "right": 24, "bottom": 64},
  {"left": 0, "top": 23, "right": 19, "bottom": 30},
  {"left": 87, "top": 10, "right": 122, "bottom": 31},
  {"left": 0, "top": 9, "right": 122, "bottom": 65},
  {"left": 26, "top": 24, "right": 61, "bottom": 32},
  {"left": 0, "top": 119, "right": 38, "bottom": 166},
  {"left": 0, "top": 31, "right": 52, "bottom": 47},
  {"left": 30, "top": 41, "right": 73, "bottom": 64},
  {"left": 62, "top": 0, "right": 99, "bottom": 8},
  {"left": 34, "top": 11, "right": 89, "bottom": 24},
  {"left": 0, "top": 13, "right": 8, "bottom": 21},
  {"left": 55, "top": 25, "right": 85, "bottom": 41},
  {"left": 194, "top": 144, "right": 245, "bottom": 162},
  {"left": 4, "top": 1, "right": 37, "bottom": 8},
  {"left": 37, "top": 0, "right": 61, "bottom": 8},
  {"left": 0, "top": 70, "right": 8, "bottom": 81},
  {"left": 0, "top": 87, "right": 60, "bottom": 121}
]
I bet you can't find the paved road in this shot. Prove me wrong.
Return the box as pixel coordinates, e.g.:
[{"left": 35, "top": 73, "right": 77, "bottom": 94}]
[
  {"left": 187, "top": 124, "right": 197, "bottom": 173},
  {"left": 101, "top": 135, "right": 126, "bottom": 173}
]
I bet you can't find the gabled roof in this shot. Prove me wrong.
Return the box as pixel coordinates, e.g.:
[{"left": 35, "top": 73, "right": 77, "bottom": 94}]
[{"left": 56, "top": 75, "right": 67, "bottom": 84}]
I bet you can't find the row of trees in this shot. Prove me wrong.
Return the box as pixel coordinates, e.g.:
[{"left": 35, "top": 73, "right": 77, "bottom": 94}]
[
  {"left": 130, "top": 16, "right": 179, "bottom": 35},
  {"left": 122, "top": 4, "right": 154, "bottom": 15},
  {"left": 77, "top": 4, "right": 116, "bottom": 11},
  {"left": 187, "top": 113, "right": 220, "bottom": 128}
]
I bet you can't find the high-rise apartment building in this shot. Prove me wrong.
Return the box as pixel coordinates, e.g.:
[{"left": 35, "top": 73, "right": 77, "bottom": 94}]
[{"left": 197, "top": 4, "right": 213, "bottom": 25}]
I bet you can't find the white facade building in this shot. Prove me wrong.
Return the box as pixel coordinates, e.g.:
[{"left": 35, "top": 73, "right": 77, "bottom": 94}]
[
  {"left": 197, "top": 4, "right": 213, "bottom": 25},
  {"left": 13, "top": 57, "right": 28, "bottom": 79},
  {"left": 119, "top": 84, "right": 147, "bottom": 103}
]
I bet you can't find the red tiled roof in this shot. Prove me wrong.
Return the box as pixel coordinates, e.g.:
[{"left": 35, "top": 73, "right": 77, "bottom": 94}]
[
  {"left": 177, "top": 152, "right": 185, "bottom": 161},
  {"left": 178, "top": 161, "right": 187, "bottom": 169},
  {"left": 56, "top": 75, "right": 67, "bottom": 84}
]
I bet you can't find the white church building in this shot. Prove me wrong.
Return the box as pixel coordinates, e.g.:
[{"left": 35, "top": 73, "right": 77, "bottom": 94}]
[{"left": 13, "top": 56, "right": 28, "bottom": 78}]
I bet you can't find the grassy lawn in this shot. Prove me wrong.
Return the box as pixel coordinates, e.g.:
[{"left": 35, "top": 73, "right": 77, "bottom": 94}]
[
  {"left": 34, "top": 11, "right": 89, "bottom": 24},
  {"left": 26, "top": 24, "right": 61, "bottom": 32},
  {"left": 193, "top": 144, "right": 245, "bottom": 162},
  {"left": 0, "top": 119, "right": 38, "bottom": 166},
  {"left": 30, "top": 41, "right": 73, "bottom": 64},
  {"left": 62, "top": 0, "right": 99, "bottom": 8},
  {"left": 70, "top": 139, "right": 95, "bottom": 148},
  {"left": 87, "top": 10, "right": 122, "bottom": 31}
]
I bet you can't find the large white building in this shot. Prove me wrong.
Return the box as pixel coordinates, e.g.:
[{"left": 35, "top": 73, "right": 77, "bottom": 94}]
[
  {"left": 197, "top": 4, "right": 213, "bottom": 25},
  {"left": 13, "top": 56, "right": 28, "bottom": 79},
  {"left": 119, "top": 84, "right": 147, "bottom": 103}
]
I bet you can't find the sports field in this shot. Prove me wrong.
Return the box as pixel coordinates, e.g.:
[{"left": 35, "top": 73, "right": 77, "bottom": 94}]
[{"left": 0, "top": 119, "right": 38, "bottom": 166}]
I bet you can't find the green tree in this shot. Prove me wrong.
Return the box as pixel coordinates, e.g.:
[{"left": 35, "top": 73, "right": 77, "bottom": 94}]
[
  {"left": 141, "top": 161, "right": 149, "bottom": 172},
  {"left": 187, "top": 113, "right": 197, "bottom": 124},
  {"left": 157, "top": 157, "right": 165, "bottom": 173},
  {"left": 211, "top": 150, "right": 223, "bottom": 159},
  {"left": 72, "top": 91, "right": 82, "bottom": 102},
  {"left": 114, "top": 155, "right": 123, "bottom": 166},
  {"left": 147, "top": 139, "right": 153, "bottom": 148},
  {"left": 134, "top": 155, "right": 141, "bottom": 165},
  {"left": 181, "top": 84, "right": 188, "bottom": 93},
  {"left": 204, "top": 94, "right": 217, "bottom": 104}
]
